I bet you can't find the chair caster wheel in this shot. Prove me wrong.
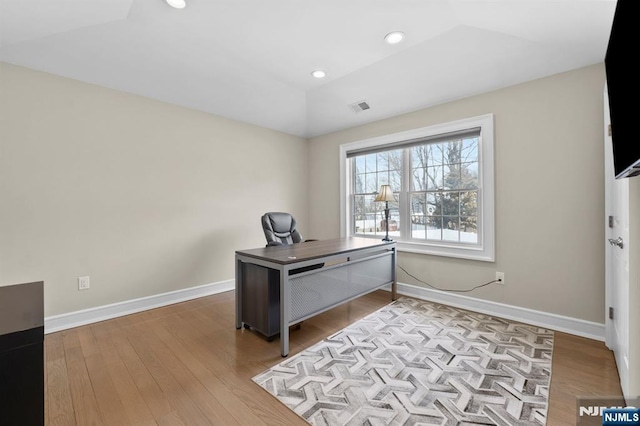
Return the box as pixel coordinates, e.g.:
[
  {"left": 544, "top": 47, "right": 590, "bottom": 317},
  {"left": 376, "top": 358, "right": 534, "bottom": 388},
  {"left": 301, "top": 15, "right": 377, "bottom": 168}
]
[{"left": 243, "top": 324, "right": 250, "bottom": 329}]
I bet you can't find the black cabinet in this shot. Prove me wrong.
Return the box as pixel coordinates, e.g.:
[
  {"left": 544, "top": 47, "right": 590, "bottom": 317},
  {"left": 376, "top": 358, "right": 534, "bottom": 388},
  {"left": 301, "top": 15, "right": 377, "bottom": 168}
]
[
  {"left": 241, "top": 263, "right": 280, "bottom": 340},
  {"left": 0, "top": 281, "right": 44, "bottom": 426}
]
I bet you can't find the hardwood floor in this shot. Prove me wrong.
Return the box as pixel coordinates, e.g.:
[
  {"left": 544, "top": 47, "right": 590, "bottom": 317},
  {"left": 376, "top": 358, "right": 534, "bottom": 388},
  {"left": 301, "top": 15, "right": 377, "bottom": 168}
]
[{"left": 44, "top": 290, "right": 622, "bottom": 425}]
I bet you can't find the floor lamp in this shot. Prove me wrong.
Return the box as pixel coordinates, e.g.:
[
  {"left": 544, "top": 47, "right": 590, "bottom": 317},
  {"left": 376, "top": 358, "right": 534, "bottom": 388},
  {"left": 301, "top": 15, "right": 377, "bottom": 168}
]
[{"left": 374, "top": 185, "right": 395, "bottom": 242}]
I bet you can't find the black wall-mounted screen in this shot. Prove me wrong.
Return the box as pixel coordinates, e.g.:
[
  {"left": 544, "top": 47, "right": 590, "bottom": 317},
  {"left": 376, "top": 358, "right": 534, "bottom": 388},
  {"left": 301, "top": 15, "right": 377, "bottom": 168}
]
[{"left": 605, "top": 0, "right": 640, "bottom": 178}]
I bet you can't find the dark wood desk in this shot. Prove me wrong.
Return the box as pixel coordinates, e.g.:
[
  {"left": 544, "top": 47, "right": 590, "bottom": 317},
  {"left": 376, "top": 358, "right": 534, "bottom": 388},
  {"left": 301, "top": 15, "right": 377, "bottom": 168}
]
[{"left": 235, "top": 237, "right": 397, "bottom": 356}]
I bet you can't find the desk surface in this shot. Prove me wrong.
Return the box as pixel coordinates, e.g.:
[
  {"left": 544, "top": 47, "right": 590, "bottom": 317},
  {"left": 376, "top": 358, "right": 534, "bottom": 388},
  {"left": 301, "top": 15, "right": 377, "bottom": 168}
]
[{"left": 236, "top": 237, "right": 394, "bottom": 265}]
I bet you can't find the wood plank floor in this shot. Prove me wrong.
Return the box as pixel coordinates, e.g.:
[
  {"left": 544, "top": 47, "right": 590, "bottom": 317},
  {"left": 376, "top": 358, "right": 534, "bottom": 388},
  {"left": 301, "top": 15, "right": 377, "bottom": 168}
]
[{"left": 44, "top": 290, "right": 622, "bottom": 425}]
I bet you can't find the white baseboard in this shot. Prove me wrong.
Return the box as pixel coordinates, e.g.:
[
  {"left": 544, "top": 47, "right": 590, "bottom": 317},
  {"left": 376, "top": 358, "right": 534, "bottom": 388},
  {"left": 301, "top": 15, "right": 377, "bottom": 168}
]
[
  {"left": 385, "top": 282, "right": 605, "bottom": 341},
  {"left": 45, "top": 278, "right": 605, "bottom": 342},
  {"left": 45, "top": 279, "right": 235, "bottom": 334}
]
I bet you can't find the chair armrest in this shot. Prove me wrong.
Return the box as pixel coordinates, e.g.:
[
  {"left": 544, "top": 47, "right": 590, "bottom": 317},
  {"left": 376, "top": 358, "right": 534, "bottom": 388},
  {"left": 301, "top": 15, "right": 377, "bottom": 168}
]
[
  {"left": 304, "top": 239, "right": 318, "bottom": 243},
  {"left": 267, "top": 241, "right": 284, "bottom": 247}
]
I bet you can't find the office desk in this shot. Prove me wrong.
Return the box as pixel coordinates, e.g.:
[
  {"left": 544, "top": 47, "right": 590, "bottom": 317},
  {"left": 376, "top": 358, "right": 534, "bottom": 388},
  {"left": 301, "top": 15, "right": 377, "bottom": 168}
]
[{"left": 235, "top": 237, "right": 397, "bottom": 356}]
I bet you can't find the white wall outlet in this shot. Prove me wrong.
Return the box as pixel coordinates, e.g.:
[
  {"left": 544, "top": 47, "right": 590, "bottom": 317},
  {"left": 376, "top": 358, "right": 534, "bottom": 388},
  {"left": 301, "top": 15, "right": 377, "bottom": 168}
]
[
  {"left": 495, "top": 272, "right": 505, "bottom": 285},
  {"left": 78, "top": 276, "right": 90, "bottom": 290}
]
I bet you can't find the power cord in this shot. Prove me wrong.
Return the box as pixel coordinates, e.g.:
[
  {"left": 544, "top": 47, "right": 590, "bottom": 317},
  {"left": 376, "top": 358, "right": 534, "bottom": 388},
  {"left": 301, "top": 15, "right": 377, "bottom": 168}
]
[{"left": 397, "top": 264, "right": 501, "bottom": 293}]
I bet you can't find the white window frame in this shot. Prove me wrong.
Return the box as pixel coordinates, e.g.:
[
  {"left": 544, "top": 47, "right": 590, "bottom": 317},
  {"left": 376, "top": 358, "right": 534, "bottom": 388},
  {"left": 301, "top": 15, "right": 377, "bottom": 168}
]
[{"left": 339, "top": 114, "right": 495, "bottom": 262}]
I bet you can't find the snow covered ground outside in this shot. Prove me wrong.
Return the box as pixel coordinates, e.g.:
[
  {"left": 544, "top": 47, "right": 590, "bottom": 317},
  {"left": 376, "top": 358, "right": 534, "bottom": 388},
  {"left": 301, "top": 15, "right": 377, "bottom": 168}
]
[{"left": 355, "top": 220, "right": 477, "bottom": 243}]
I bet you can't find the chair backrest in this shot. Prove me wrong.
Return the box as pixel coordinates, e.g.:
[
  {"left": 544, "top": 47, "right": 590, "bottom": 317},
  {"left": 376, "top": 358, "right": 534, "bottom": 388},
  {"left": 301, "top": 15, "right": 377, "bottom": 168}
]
[{"left": 261, "top": 212, "right": 304, "bottom": 246}]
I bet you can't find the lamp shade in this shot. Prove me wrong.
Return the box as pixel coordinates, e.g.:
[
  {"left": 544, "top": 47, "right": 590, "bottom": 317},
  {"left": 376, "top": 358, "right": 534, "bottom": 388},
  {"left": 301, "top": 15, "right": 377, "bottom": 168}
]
[{"left": 374, "top": 185, "right": 395, "bottom": 202}]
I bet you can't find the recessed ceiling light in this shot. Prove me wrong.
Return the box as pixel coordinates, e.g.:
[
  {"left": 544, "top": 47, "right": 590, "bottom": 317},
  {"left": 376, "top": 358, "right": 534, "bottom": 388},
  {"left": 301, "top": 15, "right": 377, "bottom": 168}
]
[
  {"left": 164, "top": 0, "right": 186, "bottom": 9},
  {"left": 384, "top": 31, "right": 405, "bottom": 45},
  {"left": 311, "top": 70, "right": 326, "bottom": 79}
]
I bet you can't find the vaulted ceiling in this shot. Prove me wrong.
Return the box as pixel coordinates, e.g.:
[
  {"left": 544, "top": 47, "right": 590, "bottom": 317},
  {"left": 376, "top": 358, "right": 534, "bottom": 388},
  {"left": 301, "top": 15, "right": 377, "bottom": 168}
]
[{"left": 0, "top": 0, "right": 617, "bottom": 137}]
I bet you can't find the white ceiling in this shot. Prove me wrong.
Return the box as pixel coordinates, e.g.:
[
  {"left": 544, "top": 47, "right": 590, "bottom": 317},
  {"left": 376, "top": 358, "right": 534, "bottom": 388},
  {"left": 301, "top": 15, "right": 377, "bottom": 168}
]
[{"left": 0, "top": 0, "right": 617, "bottom": 138}]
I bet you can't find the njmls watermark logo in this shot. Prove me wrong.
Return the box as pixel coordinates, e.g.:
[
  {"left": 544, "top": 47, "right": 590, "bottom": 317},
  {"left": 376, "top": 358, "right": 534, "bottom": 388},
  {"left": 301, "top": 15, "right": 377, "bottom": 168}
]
[
  {"left": 602, "top": 408, "right": 640, "bottom": 425},
  {"left": 578, "top": 397, "right": 640, "bottom": 426}
]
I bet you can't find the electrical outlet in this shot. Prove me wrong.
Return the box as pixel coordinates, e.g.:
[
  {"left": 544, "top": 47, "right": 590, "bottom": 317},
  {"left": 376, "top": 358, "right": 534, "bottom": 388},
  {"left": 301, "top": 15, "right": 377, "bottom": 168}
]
[
  {"left": 78, "top": 276, "right": 90, "bottom": 290},
  {"left": 495, "top": 272, "right": 505, "bottom": 285}
]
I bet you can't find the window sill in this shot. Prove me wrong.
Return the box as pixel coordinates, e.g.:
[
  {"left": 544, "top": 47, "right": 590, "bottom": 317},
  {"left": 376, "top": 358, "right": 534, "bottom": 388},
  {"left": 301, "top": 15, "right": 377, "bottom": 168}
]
[
  {"left": 397, "top": 241, "right": 494, "bottom": 262},
  {"left": 350, "top": 234, "right": 494, "bottom": 262}
]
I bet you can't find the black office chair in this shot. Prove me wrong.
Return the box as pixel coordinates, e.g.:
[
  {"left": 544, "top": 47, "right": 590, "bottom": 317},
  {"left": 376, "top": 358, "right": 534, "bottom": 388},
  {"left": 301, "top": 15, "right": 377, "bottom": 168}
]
[
  {"left": 261, "top": 212, "right": 322, "bottom": 273},
  {"left": 261, "top": 212, "right": 306, "bottom": 247}
]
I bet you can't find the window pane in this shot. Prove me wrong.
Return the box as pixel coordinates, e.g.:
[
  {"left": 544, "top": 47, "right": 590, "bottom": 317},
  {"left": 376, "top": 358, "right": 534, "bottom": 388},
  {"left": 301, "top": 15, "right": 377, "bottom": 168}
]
[
  {"left": 390, "top": 170, "right": 401, "bottom": 192},
  {"left": 388, "top": 150, "right": 402, "bottom": 171},
  {"left": 411, "top": 216, "right": 426, "bottom": 239},
  {"left": 378, "top": 172, "right": 389, "bottom": 187},
  {"left": 354, "top": 156, "right": 365, "bottom": 175},
  {"left": 377, "top": 152, "right": 389, "bottom": 171},
  {"left": 426, "top": 193, "right": 441, "bottom": 216},
  {"left": 373, "top": 196, "right": 383, "bottom": 212},
  {"left": 461, "top": 162, "right": 479, "bottom": 189},
  {"left": 365, "top": 173, "right": 377, "bottom": 193},
  {"left": 411, "top": 193, "right": 426, "bottom": 215},
  {"left": 389, "top": 210, "right": 400, "bottom": 237},
  {"left": 442, "top": 192, "right": 459, "bottom": 216},
  {"left": 427, "top": 144, "right": 443, "bottom": 167},
  {"left": 460, "top": 191, "right": 477, "bottom": 216},
  {"left": 412, "top": 146, "right": 427, "bottom": 168},
  {"left": 354, "top": 174, "right": 364, "bottom": 193},
  {"left": 445, "top": 140, "right": 462, "bottom": 164},
  {"left": 354, "top": 195, "right": 365, "bottom": 215},
  {"left": 460, "top": 216, "right": 478, "bottom": 243},
  {"left": 426, "top": 216, "right": 442, "bottom": 240},
  {"left": 376, "top": 213, "right": 386, "bottom": 233},
  {"left": 443, "top": 216, "right": 459, "bottom": 241},
  {"left": 443, "top": 164, "right": 461, "bottom": 190},
  {"left": 360, "top": 214, "right": 376, "bottom": 234},
  {"left": 426, "top": 166, "right": 443, "bottom": 190},
  {"left": 364, "top": 194, "right": 376, "bottom": 213},
  {"left": 461, "top": 138, "right": 478, "bottom": 162},
  {"left": 365, "top": 153, "right": 376, "bottom": 173},
  {"left": 412, "top": 168, "right": 425, "bottom": 191}
]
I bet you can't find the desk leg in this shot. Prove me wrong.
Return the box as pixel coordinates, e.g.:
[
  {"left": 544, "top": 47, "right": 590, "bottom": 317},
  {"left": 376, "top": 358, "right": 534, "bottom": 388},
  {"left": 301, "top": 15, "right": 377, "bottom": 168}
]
[
  {"left": 280, "top": 267, "right": 290, "bottom": 357},
  {"left": 235, "top": 257, "right": 243, "bottom": 329},
  {"left": 391, "top": 247, "right": 397, "bottom": 301}
]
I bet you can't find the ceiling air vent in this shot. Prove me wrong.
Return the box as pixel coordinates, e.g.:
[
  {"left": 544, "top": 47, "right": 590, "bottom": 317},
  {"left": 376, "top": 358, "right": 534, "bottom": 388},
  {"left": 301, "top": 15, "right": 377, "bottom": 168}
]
[{"left": 348, "top": 100, "right": 371, "bottom": 113}]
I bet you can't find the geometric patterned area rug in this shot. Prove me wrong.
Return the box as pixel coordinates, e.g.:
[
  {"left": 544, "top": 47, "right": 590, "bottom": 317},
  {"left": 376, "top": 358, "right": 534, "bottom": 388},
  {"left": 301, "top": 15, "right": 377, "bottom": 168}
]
[{"left": 252, "top": 297, "right": 553, "bottom": 426}]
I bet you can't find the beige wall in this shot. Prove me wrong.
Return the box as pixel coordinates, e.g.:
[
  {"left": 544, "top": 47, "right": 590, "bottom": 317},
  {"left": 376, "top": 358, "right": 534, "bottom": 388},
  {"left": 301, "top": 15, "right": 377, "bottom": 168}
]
[
  {"left": 0, "top": 62, "right": 309, "bottom": 316},
  {"left": 629, "top": 177, "right": 640, "bottom": 396},
  {"left": 0, "top": 61, "right": 610, "bottom": 325},
  {"left": 309, "top": 64, "right": 606, "bottom": 323}
]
